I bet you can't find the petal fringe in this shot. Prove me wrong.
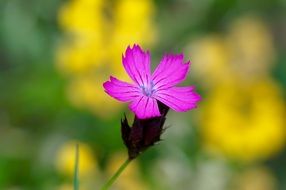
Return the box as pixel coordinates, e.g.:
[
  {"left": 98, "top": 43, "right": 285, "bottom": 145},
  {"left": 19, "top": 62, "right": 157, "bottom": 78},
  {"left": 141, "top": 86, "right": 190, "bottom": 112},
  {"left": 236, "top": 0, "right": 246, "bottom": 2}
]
[
  {"left": 152, "top": 54, "right": 190, "bottom": 89},
  {"left": 122, "top": 44, "right": 151, "bottom": 87},
  {"left": 103, "top": 76, "right": 140, "bottom": 102},
  {"left": 154, "top": 86, "right": 201, "bottom": 112}
]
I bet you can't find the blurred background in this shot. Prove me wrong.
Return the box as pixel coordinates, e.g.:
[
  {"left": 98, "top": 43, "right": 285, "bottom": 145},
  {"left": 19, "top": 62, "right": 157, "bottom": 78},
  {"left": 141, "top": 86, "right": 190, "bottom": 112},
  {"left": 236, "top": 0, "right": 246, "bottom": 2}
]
[{"left": 1, "top": 0, "right": 286, "bottom": 189}]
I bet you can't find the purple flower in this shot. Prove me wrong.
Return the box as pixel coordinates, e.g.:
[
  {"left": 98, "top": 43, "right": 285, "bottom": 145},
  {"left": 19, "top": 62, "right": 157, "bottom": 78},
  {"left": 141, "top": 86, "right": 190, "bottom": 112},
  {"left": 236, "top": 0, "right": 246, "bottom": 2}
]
[{"left": 103, "top": 44, "right": 201, "bottom": 119}]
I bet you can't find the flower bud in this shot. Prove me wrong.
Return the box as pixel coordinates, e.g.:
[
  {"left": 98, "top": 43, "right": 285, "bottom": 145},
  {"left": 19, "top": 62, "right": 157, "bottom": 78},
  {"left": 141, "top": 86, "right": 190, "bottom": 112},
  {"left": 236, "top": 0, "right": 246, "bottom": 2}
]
[{"left": 121, "top": 102, "right": 169, "bottom": 159}]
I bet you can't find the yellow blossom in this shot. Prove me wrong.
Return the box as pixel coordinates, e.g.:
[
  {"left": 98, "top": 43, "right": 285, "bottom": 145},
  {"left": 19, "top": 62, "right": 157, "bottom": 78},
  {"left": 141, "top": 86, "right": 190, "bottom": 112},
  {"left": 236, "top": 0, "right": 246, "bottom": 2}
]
[
  {"left": 55, "top": 141, "right": 97, "bottom": 178},
  {"left": 67, "top": 76, "right": 123, "bottom": 117},
  {"left": 58, "top": 0, "right": 104, "bottom": 35},
  {"left": 186, "top": 35, "right": 231, "bottom": 87},
  {"left": 226, "top": 16, "right": 275, "bottom": 79},
  {"left": 200, "top": 79, "right": 285, "bottom": 162},
  {"left": 56, "top": 0, "right": 156, "bottom": 117},
  {"left": 231, "top": 167, "right": 277, "bottom": 190},
  {"left": 186, "top": 15, "right": 276, "bottom": 87}
]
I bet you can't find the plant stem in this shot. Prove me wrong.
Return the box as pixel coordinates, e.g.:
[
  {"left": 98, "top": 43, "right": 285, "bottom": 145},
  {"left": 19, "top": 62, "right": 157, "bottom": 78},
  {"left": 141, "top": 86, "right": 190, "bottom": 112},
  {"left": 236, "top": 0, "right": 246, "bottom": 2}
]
[
  {"left": 73, "top": 144, "right": 79, "bottom": 190},
  {"left": 100, "top": 158, "right": 132, "bottom": 190}
]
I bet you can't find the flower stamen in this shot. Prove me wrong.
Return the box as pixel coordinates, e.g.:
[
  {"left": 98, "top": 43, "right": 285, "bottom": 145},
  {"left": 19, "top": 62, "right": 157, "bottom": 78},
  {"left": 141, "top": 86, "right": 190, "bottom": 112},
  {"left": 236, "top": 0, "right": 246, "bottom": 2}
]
[{"left": 141, "top": 82, "right": 156, "bottom": 97}]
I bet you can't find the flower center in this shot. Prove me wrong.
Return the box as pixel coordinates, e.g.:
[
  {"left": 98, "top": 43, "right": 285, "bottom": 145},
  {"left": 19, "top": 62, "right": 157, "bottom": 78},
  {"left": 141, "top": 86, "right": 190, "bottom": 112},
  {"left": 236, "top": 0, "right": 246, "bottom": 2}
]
[{"left": 141, "top": 82, "right": 156, "bottom": 97}]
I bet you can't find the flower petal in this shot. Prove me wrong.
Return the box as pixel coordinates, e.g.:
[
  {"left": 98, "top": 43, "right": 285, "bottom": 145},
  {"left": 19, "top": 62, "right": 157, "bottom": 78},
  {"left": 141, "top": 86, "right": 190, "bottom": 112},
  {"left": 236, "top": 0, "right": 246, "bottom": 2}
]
[
  {"left": 153, "top": 86, "right": 201, "bottom": 112},
  {"left": 152, "top": 54, "right": 190, "bottom": 89},
  {"left": 129, "top": 96, "right": 161, "bottom": 119},
  {"left": 103, "top": 76, "right": 141, "bottom": 102},
  {"left": 122, "top": 44, "right": 151, "bottom": 86}
]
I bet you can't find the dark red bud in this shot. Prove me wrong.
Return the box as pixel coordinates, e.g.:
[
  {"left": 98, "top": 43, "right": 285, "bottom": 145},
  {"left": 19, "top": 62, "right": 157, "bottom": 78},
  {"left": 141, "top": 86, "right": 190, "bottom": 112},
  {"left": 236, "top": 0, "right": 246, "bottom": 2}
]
[{"left": 121, "top": 102, "right": 169, "bottom": 159}]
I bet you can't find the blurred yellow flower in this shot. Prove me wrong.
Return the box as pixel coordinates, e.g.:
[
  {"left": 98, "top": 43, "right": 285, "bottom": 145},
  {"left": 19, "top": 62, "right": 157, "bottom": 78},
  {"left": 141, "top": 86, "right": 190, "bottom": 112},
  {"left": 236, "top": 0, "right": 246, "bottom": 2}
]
[
  {"left": 55, "top": 141, "right": 97, "bottom": 178},
  {"left": 231, "top": 167, "right": 277, "bottom": 190},
  {"left": 201, "top": 79, "right": 286, "bottom": 162},
  {"left": 59, "top": 0, "right": 104, "bottom": 35},
  {"left": 187, "top": 15, "right": 285, "bottom": 162},
  {"left": 67, "top": 76, "right": 122, "bottom": 117},
  {"left": 105, "top": 152, "right": 148, "bottom": 190},
  {"left": 186, "top": 15, "right": 275, "bottom": 87},
  {"left": 56, "top": 0, "right": 156, "bottom": 117},
  {"left": 187, "top": 35, "right": 231, "bottom": 87},
  {"left": 226, "top": 16, "right": 275, "bottom": 79}
]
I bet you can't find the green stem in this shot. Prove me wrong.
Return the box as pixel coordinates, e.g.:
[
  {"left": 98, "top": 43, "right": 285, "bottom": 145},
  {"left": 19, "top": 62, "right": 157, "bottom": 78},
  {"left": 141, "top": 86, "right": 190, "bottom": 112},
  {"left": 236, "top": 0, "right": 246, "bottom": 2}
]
[
  {"left": 73, "top": 144, "right": 79, "bottom": 190},
  {"left": 100, "top": 158, "right": 132, "bottom": 190}
]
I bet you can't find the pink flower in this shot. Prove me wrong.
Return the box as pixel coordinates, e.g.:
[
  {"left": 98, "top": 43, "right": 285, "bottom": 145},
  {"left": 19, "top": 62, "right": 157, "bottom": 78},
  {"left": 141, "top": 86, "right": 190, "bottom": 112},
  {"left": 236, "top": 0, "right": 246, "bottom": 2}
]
[{"left": 103, "top": 44, "right": 201, "bottom": 119}]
